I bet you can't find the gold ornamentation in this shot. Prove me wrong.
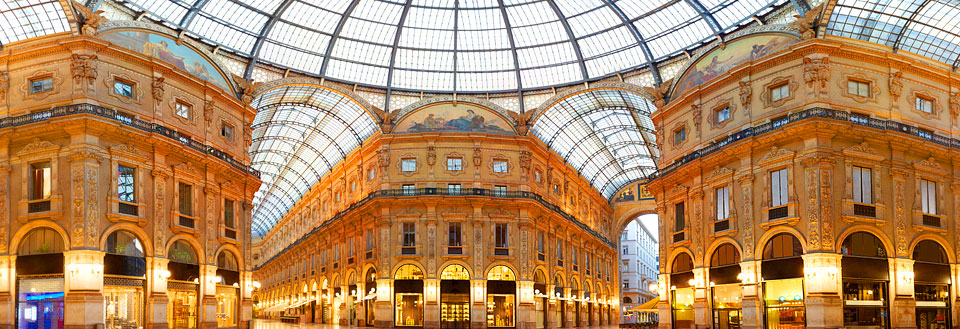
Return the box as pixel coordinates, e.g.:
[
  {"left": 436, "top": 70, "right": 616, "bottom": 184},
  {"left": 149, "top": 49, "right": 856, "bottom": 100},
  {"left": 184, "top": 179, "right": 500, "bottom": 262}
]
[
  {"left": 741, "top": 182, "right": 753, "bottom": 259},
  {"left": 820, "top": 168, "right": 833, "bottom": 250},
  {"left": 232, "top": 75, "right": 261, "bottom": 105},
  {"left": 507, "top": 111, "right": 534, "bottom": 135}
]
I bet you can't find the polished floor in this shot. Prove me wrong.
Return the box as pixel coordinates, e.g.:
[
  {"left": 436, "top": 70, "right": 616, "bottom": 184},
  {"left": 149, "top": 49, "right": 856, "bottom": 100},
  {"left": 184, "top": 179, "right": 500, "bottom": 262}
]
[{"left": 251, "top": 319, "right": 628, "bottom": 329}]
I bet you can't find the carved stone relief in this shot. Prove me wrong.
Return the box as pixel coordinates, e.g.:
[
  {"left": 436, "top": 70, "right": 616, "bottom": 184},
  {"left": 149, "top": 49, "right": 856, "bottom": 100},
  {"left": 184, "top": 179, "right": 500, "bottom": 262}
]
[
  {"left": 805, "top": 168, "right": 820, "bottom": 250},
  {"left": 738, "top": 174, "right": 754, "bottom": 259},
  {"left": 0, "top": 71, "right": 9, "bottom": 104},
  {"left": 802, "top": 56, "right": 830, "bottom": 97},
  {"left": 0, "top": 165, "right": 9, "bottom": 253},
  {"left": 889, "top": 71, "right": 903, "bottom": 103},
  {"left": 71, "top": 54, "right": 98, "bottom": 94}
]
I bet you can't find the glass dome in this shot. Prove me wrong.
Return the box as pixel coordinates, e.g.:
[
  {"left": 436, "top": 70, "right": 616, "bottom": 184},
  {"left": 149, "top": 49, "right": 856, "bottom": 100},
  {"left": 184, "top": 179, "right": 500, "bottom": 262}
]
[{"left": 116, "top": 0, "right": 785, "bottom": 93}]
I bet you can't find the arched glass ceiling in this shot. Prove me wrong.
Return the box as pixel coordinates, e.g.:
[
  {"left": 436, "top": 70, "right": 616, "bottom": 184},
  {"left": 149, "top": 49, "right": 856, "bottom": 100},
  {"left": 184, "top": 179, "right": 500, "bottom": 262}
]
[
  {"left": 0, "top": 0, "right": 71, "bottom": 45},
  {"left": 826, "top": 0, "right": 960, "bottom": 66},
  {"left": 249, "top": 85, "right": 379, "bottom": 238},
  {"left": 115, "top": 0, "right": 784, "bottom": 93},
  {"left": 530, "top": 89, "right": 658, "bottom": 199}
]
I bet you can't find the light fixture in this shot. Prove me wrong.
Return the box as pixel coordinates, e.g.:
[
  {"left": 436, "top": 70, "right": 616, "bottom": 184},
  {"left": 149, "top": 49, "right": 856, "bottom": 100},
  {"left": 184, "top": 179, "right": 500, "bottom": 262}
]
[
  {"left": 252, "top": 281, "right": 261, "bottom": 289},
  {"left": 648, "top": 283, "right": 658, "bottom": 293}
]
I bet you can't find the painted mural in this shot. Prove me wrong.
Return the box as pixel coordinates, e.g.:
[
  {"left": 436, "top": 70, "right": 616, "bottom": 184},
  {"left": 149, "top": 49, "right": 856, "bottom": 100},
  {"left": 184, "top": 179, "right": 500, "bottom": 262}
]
[
  {"left": 673, "top": 34, "right": 798, "bottom": 97},
  {"left": 614, "top": 180, "right": 654, "bottom": 202},
  {"left": 395, "top": 103, "right": 515, "bottom": 135},
  {"left": 100, "top": 30, "right": 232, "bottom": 92}
]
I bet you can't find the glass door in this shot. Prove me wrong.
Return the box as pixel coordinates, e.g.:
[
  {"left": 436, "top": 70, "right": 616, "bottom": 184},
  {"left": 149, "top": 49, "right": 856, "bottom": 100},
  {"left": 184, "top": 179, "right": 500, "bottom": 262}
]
[{"left": 17, "top": 277, "right": 65, "bottom": 329}]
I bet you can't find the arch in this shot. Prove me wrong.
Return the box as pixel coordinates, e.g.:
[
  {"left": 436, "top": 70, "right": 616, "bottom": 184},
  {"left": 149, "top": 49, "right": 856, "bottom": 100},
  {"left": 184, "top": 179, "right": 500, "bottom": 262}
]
[
  {"left": 363, "top": 266, "right": 378, "bottom": 283},
  {"left": 840, "top": 231, "right": 887, "bottom": 258},
  {"left": 103, "top": 230, "right": 145, "bottom": 257},
  {"left": 167, "top": 238, "right": 201, "bottom": 264},
  {"left": 486, "top": 265, "right": 516, "bottom": 281},
  {"left": 623, "top": 296, "right": 633, "bottom": 304},
  {"left": 166, "top": 234, "right": 205, "bottom": 264},
  {"left": 570, "top": 278, "right": 580, "bottom": 291},
  {"left": 912, "top": 239, "right": 949, "bottom": 264},
  {"left": 215, "top": 244, "right": 244, "bottom": 269},
  {"left": 394, "top": 263, "right": 425, "bottom": 280},
  {"left": 345, "top": 269, "right": 357, "bottom": 284},
  {"left": 529, "top": 82, "right": 655, "bottom": 123},
  {"left": 614, "top": 208, "right": 658, "bottom": 241},
  {"left": 392, "top": 96, "right": 518, "bottom": 129},
  {"left": 17, "top": 227, "right": 65, "bottom": 255},
  {"left": 835, "top": 225, "right": 894, "bottom": 257},
  {"left": 216, "top": 249, "right": 240, "bottom": 271},
  {"left": 100, "top": 222, "right": 153, "bottom": 257},
  {"left": 440, "top": 264, "right": 471, "bottom": 280},
  {"left": 670, "top": 252, "right": 694, "bottom": 273},
  {"left": 755, "top": 227, "right": 806, "bottom": 259},
  {"left": 533, "top": 268, "right": 547, "bottom": 284},
  {"left": 666, "top": 248, "right": 695, "bottom": 272},
  {"left": 708, "top": 243, "right": 741, "bottom": 268},
  {"left": 554, "top": 273, "right": 565, "bottom": 287},
  {"left": 10, "top": 220, "right": 69, "bottom": 255}
]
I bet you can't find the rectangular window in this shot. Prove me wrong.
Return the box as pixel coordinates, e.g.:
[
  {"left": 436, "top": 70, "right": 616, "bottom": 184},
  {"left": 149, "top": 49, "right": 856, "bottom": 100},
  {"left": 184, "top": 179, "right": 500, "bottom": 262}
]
[
  {"left": 674, "top": 128, "right": 686, "bottom": 143},
  {"left": 401, "top": 159, "right": 416, "bottom": 172},
  {"left": 402, "top": 184, "right": 415, "bottom": 196},
  {"left": 917, "top": 96, "right": 934, "bottom": 113},
  {"left": 769, "top": 84, "right": 790, "bottom": 102},
  {"left": 366, "top": 228, "right": 375, "bottom": 251},
  {"left": 448, "top": 222, "right": 462, "bottom": 247},
  {"left": 572, "top": 247, "right": 578, "bottom": 265},
  {"left": 674, "top": 202, "right": 685, "bottom": 231},
  {"left": 221, "top": 123, "right": 234, "bottom": 139},
  {"left": 30, "top": 162, "right": 52, "bottom": 200},
  {"left": 368, "top": 168, "right": 375, "bottom": 180},
  {"left": 493, "top": 160, "right": 508, "bottom": 173},
  {"left": 30, "top": 77, "right": 53, "bottom": 94},
  {"left": 493, "top": 185, "right": 506, "bottom": 197},
  {"left": 114, "top": 80, "right": 133, "bottom": 98},
  {"left": 448, "top": 184, "right": 461, "bottom": 195},
  {"left": 402, "top": 223, "right": 416, "bottom": 246},
  {"left": 536, "top": 231, "right": 544, "bottom": 253},
  {"left": 118, "top": 165, "right": 136, "bottom": 203},
  {"left": 716, "top": 107, "right": 730, "bottom": 123},
  {"left": 179, "top": 182, "right": 193, "bottom": 216},
  {"left": 557, "top": 240, "right": 564, "bottom": 260},
  {"left": 921, "top": 179, "right": 937, "bottom": 215},
  {"left": 495, "top": 223, "right": 508, "bottom": 248},
  {"left": 447, "top": 158, "right": 462, "bottom": 171},
  {"left": 716, "top": 186, "right": 729, "bottom": 220},
  {"left": 847, "top": 80, "right": 871, "bottom": 97},
  {"left": 852, "top": 166, "right": 872, "bottom": 204},
  {"left": 771, "top": 168, "right": 788, "bottom": 207},
  {"left": 175, "top": 101, "right": 191, "bottom": 119},
  {"left": 223, "top": 199, "right": 235, "bottom": 228}
]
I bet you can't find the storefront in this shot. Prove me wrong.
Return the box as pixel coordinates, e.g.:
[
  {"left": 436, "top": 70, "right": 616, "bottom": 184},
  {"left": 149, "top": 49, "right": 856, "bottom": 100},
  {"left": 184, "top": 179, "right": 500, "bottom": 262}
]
[
  {"left": 167, "top": 240, "right": 200, "bottom": 329},
  {"left": 554, "top": 275, "right": 565, "bottom": 327},
  {"left": 486, "top": 266, "right": 516, "bottom": 329},
  {"left": 570, "top": 280, "right": 581, "bottom": 327},
  {"left": 16, "top": 228, "right": 66, "bottom": 329},
  {"left": 840, "top": 232, "right": 889, "bottom": 329},
  {"left": 347, "top": 273, "right": 358, "bottom": 326},
  {"left": 320, "top": 279, "right": 331, "bottom": 324},
  {"left": 533, "top": 271, "right": 547, "bottom": 329},
  {"left": 216, "top": 251, "right": 241, "bottom": 328},
  {"left": 913, "top": 240, "right": 951, "bottom": 329},
  {"left": 364, "top": 268, "right": 378, "bottom": 327},
  {"left": 440, "top": 264, "right": 471, "bottom": 329},
  {"left": 395, "top": 265, "right": 424, "bottom": 328},
  {"left": 709, "top": 244, "right": 742, "bottom": 329},
  {"left": 670, "top": 253, "right": 694, "bottom": 329},
  {"left": 103, "top": 231, "right": 147, "bottom": 329},
  {"left": 761, "top": 233, "right": 805, "bottom": 329}
]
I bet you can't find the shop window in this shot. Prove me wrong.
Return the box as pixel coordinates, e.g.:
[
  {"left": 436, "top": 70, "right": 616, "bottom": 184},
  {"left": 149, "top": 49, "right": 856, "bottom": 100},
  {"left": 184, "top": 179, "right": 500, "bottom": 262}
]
[
  {"left": 916, "top": 96, "right": 934, "bottom": 114},
  {"left": 763, "top": 278, "right": 805, "bottom": 329},
  {"left": 769, "top": 83, "right": 790, "bottom": 102},
  {"left": 448, "top": 184, "right": 461, "bottom": 195},
  {"left": 113, "top": 80, "right": 134, "bottom": 98},
  {"left": 493, "top": 160, "right": 508, "bottom": 173},
  {"left": 447, "top": 158, "right": 462, "bottom": 171},
  {"left": 401, "top": 159, "right": 416, "bottom": 172},
  {"left": 847, "top": 80, "right": 871, "bottom": 97},
  {"left": 29, "top": 76, "right": 53, "bottom": 94},
  {"left": 448, "top": 222, "right": 462, "bottom": 254},
  {"left": 494, "top": 223, "right": 508, "bottom": 255},
  {"left": 394, "top": 265, "right": 424, "bottom": 327},
  {"left": 221, "top": 123, "right": 234, "bottom": 140},
  {"left": 175, "top": 101, "right": 191, "bottom": 119},
  {"left": 118, "top": 165, "right": 137, "bottom": 216},
  {"left": 494, "top": 185, "right": 506, "bottom": 197},
  {"left": 715, "top": 106, "right": 730, "bottom": 123},
  {"left": 913, "top": 241, "right": 950, "bottom": 328}
]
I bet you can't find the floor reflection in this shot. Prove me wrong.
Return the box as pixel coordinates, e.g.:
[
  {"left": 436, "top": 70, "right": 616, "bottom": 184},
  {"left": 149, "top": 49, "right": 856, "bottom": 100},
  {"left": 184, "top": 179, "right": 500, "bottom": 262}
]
[{"left": 251, "top": 319, "right": 624, "bottom": 329}]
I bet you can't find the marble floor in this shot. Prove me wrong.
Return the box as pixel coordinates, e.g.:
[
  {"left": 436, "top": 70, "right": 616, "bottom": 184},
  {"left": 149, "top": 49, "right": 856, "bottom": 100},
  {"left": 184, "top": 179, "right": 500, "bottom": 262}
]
[{"left": 251, "top": 319, "right": 627, "bottom": 329}]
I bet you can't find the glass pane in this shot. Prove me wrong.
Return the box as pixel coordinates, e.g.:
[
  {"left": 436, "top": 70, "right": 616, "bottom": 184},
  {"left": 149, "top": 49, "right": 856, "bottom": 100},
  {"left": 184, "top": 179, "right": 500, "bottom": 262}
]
[
  {"left": 487, "top": 294, "right": 515, "bottom": 327},
  {"left": 395, "top": 293, "right": 423, "bottom": 326}
]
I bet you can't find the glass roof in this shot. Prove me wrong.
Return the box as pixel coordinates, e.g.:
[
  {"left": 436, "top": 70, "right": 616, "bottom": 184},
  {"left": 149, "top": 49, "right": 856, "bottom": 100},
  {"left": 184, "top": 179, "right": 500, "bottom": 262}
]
[
  {"left": 116, "top": 0, "right": 783, "bottom": 93},
  {"left": 826, "top": 0, "right": 960, "bottom": 66},
  {"left": 530, "top": 89, "right": 658, "bottom": 199},
  {"left": 0, "top": 0, "right": 71, "bottom": 45},
  {"left": 249, "top": 85, "right": 379, "bottom": 237}
]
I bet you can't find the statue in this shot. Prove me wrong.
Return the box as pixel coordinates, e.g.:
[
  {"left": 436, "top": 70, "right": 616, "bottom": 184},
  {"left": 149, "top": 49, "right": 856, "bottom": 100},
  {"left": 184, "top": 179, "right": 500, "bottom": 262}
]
[
  {"left": 507, "top": 110, "right": 535, "bottom": 135},
  {"left": 231, "top": 74, "right": 261, "bottom": 104},
  {"left": 371, "top": 107, "right": 396, "bottom": 133},
  {"left": 642, "top": 78, "right": 673, "bottom": 108},
  {"left": 74, "top": 2, "right": 106, "bottom": 36},
  {"left": 790, "top": 3, "right": 824, "bottom": 40},
  {"left": 152, "top": 76, "right": 165, "bottom": 102}
]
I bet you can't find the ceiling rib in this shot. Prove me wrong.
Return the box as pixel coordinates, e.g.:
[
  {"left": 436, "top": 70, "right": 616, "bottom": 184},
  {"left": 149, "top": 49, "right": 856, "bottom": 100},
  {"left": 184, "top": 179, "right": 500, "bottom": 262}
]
[
  {"left": 179, "top": 0, "right": 209, "bottom": 27},
  {"left": 318, "top": 0, "right": 363, "bottom": 78},
  {"left": 684, "top": 0, "right": 722, "bottom": 33},
  {"left": 892, "top": 0, "right": 933, "bottom": 52},
  {"left": 244, "top": 0, "right": 297, "bottom": 80},
  {"left": 788, "top": 0, "right": 811, "bottom": 15},
  {"left": 545, "top": 0, "right": 589, "bottom": 81},
  {"left": 384, "top": 0, "right": 414, "bottom": 111},
  {"left": 496, "top": 0, "right": 526, "bottom": 112},
  {"left": 601, "top": 0, "right": 662, "bottom": 85}
]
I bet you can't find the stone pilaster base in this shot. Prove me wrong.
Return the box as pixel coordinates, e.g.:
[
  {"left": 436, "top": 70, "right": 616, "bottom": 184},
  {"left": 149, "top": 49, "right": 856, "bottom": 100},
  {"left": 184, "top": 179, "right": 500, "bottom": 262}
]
[
  {"left": 803, "top": 294, "right": 842, "bottom": 329},
  {"left": 199, "top": 321, "right": 217, "bottom": 329},
  {"left": 64, "top": 291, "right": 103, "bottom": 329},
  {"left": 893, "top": 297, "right": 917, "bottom": 329}
]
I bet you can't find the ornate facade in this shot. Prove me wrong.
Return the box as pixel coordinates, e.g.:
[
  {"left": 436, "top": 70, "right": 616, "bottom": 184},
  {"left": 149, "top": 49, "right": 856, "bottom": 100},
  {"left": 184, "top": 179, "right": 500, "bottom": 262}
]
[
  {"left": 651, "top": 29, "right": 960, "bottom": 329},
  {"left": 0, "top": 22, "right": 259, "bottom": 329}
]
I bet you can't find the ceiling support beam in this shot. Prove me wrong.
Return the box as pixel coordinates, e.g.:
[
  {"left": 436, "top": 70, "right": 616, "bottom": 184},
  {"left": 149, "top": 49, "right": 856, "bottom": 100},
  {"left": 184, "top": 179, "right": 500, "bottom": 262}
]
[
  {"left": 179, "top": 0, "right": 210, "bottom": 28},
  {"left": 497, "top": 0, "right": 526, "bottom": 113},
  {"left": 383, "top": 0, "right": 414, "bottom": 112},
  {"left": 684, "top": 0, "right": 721, "bottom": 33},
  {"left": 318, "top": 0, "right": 362, "bottom": 78},
  {"left": 244, "top": 0, "right": 297, "bottom": 80},
  {"left": 545, "top": 0, "right": 589, "bottom": 81},
  {"left": 788, "top": 0, "right": 811, "bottom": 15},
  {"left": 892, "top": 0, "right": 932, "bottom": 52},
  {"left": 601, "top": 0, "right": 661, "bottom": 85}
]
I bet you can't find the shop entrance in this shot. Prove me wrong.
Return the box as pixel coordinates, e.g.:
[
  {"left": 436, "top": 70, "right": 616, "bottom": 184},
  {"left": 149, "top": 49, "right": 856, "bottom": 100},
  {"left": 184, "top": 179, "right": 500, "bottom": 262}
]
[
  {"left": 913, "top": 240, "right": 951, "bottom": 329},
  {"left": 840, "top": 232, "right": 889, "bottom": 329},
  {"left": 441, "top": 265, "right": 471, "bottom": 329},
  {"left": 395, "top": 265, "right": 425, "bottom": 328},
  {"left": 167, "top": 240, "right": 201, "bottom": 329},
  {"left": 16, "top": 228, "right": 66, "bottom": 329},
  {"left": 670, "top": 253, "right": 694, "bottom": 329},
  {"left": 709, "top": 244, "right": 742, "bottom": 329},
  {"left": 534, "top": 270, "right": 547, "bottom": 329},
  {"left": 364, "top": 268, "right": 378, "bottom": 327},
  {"left": 103, "top": 230, "right": 147, "bottom": 329},
  {"left": 760, "top": 233, "right": 805, "bottom": 329},
  {"left": 486, "top": 266, "right": 517, "bottom": 329}
]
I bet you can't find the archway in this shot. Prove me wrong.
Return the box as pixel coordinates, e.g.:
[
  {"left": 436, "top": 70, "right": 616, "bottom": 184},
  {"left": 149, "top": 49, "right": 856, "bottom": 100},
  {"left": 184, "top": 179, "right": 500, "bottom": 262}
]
[
  {"left": 363, "top": 267, "right": 377, "bottom": 326},
  {"left": 167, "top": 239, "right": 200, "bottom": 329},
  {"left": 708, "top": 243, "right": 742, "bottom": 329},
  {"left": 760, "top": 232, "right": 804, "bottom": 329},
  {"left": 533, "top": 269, "right": 547, "bottom": 329},
  {"left": 16, "top": 227, "right": 66, "bottom": 328},
  {"left": 103, "top": 230, "right": 146, "bottom": 328},
  {"left": 840, "top": 232, "right": 889, "bottom": 328},
  {"left": 215, "top": 250, "right": 241, "bottom": 327},
  {"left": 669, "top": 253, "right": 694, "bottom": 329},
  {"left": 913, "top": 239, "right": 950, "bottom": 329},
  {"left": 395, "top": 264, "right": 425, "bottom": 327},
  {"left": 486, "top": 265, "right": 517, "bottom": 329},
  {"left": 440, "top": 264, "right": 470, "bottom": 329},
  {"left": 617, "top": 213, "right": 660, "bottom": 325}
]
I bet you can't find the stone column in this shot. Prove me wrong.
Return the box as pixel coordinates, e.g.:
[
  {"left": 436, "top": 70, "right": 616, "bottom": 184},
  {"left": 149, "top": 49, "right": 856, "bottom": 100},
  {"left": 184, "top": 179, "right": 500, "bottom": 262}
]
[
  {"left": 546, "top": 284, "right": 557, "bottom": 329},
  {"left": 240, "top": 271, "right": 253, "bottom": 329},
  {"left": 517, "top": 280, "right": 535, "bottom": 329},
  {"left": 0, "top": 255, "right": 13, "bottom": 329},
  {"left": 471, "top": 279, "right": 487, "bottom": 329},
  {"left": 200, "top": 264, "right": 218, "bottom": 329},
  {"left": 691, "top": 267, "right": 708, "bottom": 329},
  {"left": 63, "top": 249, "right": 105, "bottom": 329},
  {"left": 738, "top": 261, "right": 760, "bottom": 329},
  {"left": 147, "top": 257, "right": 169, "bottom": 329},
  {"left": 657, "top": 274, "right": 670, "bottom": 329},
  {"left": 424, "top": 278, "right": 440, "bottom": 329},
  {"left": 563, "top": 287, "right": 574, "bottom": 329},
  {"left": 802, "top": 253, "right": 842, "bottom": 329},
  {"left": 891, "top": 258, "right": 917, "bottom": 329},
  {"left": 375, "top": 278, "right": 392, "bottom": 329}
]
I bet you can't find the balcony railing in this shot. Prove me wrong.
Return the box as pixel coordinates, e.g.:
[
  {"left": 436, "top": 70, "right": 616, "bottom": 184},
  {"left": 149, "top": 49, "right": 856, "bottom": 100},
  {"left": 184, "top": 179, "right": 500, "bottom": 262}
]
[
  {"left": 9, "top": 103, "right": 258, "bottom": 178},
  {"left": 28, "top": 200, "right": 51, "bottom": 213}
]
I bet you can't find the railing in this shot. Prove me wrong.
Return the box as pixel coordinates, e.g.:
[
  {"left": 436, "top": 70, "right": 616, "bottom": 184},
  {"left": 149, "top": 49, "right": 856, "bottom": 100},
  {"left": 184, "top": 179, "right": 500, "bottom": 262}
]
[
  {"left": 28, "top": 200, "right": 51, "bottom": 213},
  {"left": 254, "top": 187, "right": 617, "bottom": 270},
  {"left": 8, "top": 103, "right": 259, "bottom": 178},
  {"left": 653, "top": 107, "right": 960, "bottom": 180}
]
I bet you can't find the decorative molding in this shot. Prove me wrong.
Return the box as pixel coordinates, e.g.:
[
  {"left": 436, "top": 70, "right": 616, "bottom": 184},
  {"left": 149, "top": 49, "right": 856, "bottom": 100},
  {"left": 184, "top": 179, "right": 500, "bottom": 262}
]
[
  {"left": 70, "top": 53, "right": 98, "bottom": 95},
  {"left": 487, "top": 154, "right": 513, "bottom": 178},
  {"left": 168, "top": 94, "right": 198, "bottom": 125},
  {"left": 759, "top": 76, "right": 798, "bottom": 109},
  {"left": 908, "top": 89, "right": 943, "bottom": 120},
  {"left": 0, "top": 71, "right": 8, "bottom": 104},
  {"left": 738, "top": 78, "right": 752, "bottom": 112},
  {"left": 444, "top": 152, "right": 466, "bottom": 176},
  {"left": 103, "top": 72, "right": 143, "bottom": 105},
  {"left": 913, "top": 157, "right": 947, "bottom": 176},
  {"left": 19, "top": 69, "right": 63, "bottom": 101},
  {"left": 841, "top": 141, "right": 884, "bottom": 161},
  {"left": 671, "top": 121, "right": 689, "bottom": 149},
  {"left": 889, "top": 71, "right": 903, "bottom": 103},
  {"left": 396, "top": 154, "right": 421, "bottom": 177},
  {"left": 16, "top": 139, "right": 60, "bottom": 157},
  {"left": 802, "top": 56, "right": 830, "bottom": 97},
  {"left": 758, "top": 146, "right": 795, "bottom": 166},
  {"left": 706, "top": 98, "right": 736, "bottom": 130},
  {"left": 837, "top": 71, "right": 880, "bottom": 104}
]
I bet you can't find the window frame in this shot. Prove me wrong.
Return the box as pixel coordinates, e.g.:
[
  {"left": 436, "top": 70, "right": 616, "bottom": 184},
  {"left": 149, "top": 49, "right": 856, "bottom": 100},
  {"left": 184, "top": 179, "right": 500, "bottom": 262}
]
[{"left": 29, "top": 76, "right": 54, "bottom": 95}]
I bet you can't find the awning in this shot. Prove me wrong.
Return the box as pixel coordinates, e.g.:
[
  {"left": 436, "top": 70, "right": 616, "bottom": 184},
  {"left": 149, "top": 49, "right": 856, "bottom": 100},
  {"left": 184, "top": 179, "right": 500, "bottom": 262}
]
[
  {"left": 262, "top": 302, "right": 290, "bottom": 313},
  {"left": 627, "top": 297, "right": 659, "bottom": 313},
  {"left": 287, "top": 299, "right": 312, "bottom": 309}
]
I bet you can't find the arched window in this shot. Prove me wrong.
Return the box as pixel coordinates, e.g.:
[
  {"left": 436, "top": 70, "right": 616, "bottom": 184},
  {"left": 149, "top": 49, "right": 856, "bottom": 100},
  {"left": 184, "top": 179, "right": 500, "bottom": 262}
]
[
  {"left": 486, "top": 265, "right": 515, "bottom": 281},
  {"left": 105, "top": 230, "right": 143, "bottom": 257},
  {"left": 168, "top": 240, "right": 198, "bottom": 264},
  {"left": 18, "top": 227, "right": 64, "bottom": 255},
  {"left": 841, "top": 232, "right": 886, "bottom": 258},
  {"left": 762, "top": 233, "right": 802, "bottom": 260},
  {"left": 913, "top": 240, "right": 950, "bottom": 285},
  {"left": 671, "top": 253, "right": 693, "bottom": 273},
  {"left": 440, "top": 264, "right": 470, "bottom": 280},
  {"left": 913, "top": 240, "right": 947, "bottom": 264},
  {"left": 710, "top": 244, "right": 740, "bottom": 267},
  {"left": 217, "top": 251, "right": 239, "bottom": 271},
  {"left": 534, "top": 270, "right": 546, "bottom": 284},
  {"left": 623, "top": 297, "right": 633, "bottom": 304},
  {"left": 394, "top": 264, "right": 424, "bottom": 280}
]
